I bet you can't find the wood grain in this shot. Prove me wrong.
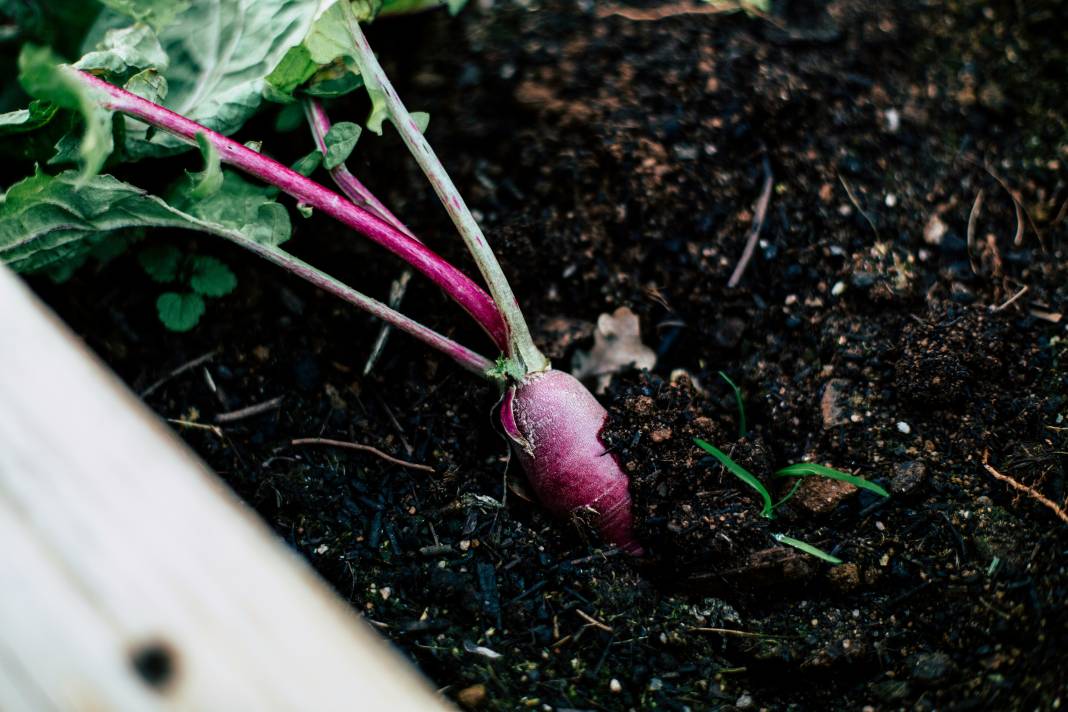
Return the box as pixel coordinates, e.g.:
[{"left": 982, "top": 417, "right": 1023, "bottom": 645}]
[{"left": 0, "top": 266, "right": 451, "bottom": 711}]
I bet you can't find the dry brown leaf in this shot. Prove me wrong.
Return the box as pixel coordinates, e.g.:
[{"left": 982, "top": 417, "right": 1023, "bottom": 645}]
[{"left": 571, "top": 306, "right": 657, "bottom": 392}]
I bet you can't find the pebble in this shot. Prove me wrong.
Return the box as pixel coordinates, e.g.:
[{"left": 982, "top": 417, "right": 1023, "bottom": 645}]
[
  {"left": 735, "top": 693, "right": 755, "bottom": 710},
  {"left": 923, "top": 214, "right": 948, "bottom": 245},
  {"left": 890, "top": 460, "right": 928, "bottom": 495},
  {"left": 896, "top": 421, "right": 911, "bottom": 434},
  {"left": 831, "top": 280, "right": 847, "bottom": 297},
  {"left": 794, "top": 477, "right": 859, "bottom": 514},
  {"left": 457, "top": 683, "right": 487, "bottom": 709},
  {"left": 885, "top": 193, "right": 897, "bottom": 207},
  {"left": 820, "top": 378, "right": 852, "bottom": 429},
  {"left": 885, "top": 107, "right": 901, "bottom": 132},
  {"left": 610, "top": 679, "right": 622, "bottom": 693}
]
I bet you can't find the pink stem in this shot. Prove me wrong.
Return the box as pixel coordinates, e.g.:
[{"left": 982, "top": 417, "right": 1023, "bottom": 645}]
[
  {"left": 74, "top": 70, "right": 508, "bottom": 351},
  {"left": 241, "top": 240, "right": 494, "bottom": 377},
  {"left": 304, "top": 98, "right": 415, "bottom": 239}
]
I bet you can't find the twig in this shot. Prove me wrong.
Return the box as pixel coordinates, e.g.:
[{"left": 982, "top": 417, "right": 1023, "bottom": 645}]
[
  {"left": 214, "top": 396, "right": 284, "bottom": 423},
  {"left": 140, "top": 350, "right": 218, "bottom": 397},
  {"left": 597, "top": 1, "right": 754, "bottom": 21},
  {"left": 576, "top": 609, "right": 613, "bottom": 632},
  {"left": 966, "top": 189, "right": 984, "bottom": 275},
  {"left": 982, "top": 450, "right": 1068, "bottom": 526},
  {"left": 291, "top": 437, "right": 435, "bottom": 473},
  {"left": 166, "top": 418, "right": 224, "bottom": 438},
  {"left": 690, "top": 627, "right": 798, "bottom": 639},
  {"left": 962, "top": 156, "right": 1037, "bottom": 247},
  {"left": 727, "top": 155, "right": 773, "bottom": 288},
  {"left": 990, "top": 284, "right": 1028, "bottom": 312},
  {"left": 838, "top": 172, "right": 879, "bottom": 240}
]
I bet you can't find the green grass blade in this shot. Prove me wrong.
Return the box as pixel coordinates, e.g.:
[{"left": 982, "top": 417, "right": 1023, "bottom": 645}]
[
  {"left": 717, "top": 370, "right": 747, "bottom": 437},
  {"left": 774, "top": 462, "right": 890, "bottom": 498},
  {"left": 772, "top": 533, "right": 842, "bottom": 564},
  {"left": 771, "top": 478, "right": 804, "bottom": 511},
  {"left": 694, "top": 438, "right": 774, "bottom": 518}
]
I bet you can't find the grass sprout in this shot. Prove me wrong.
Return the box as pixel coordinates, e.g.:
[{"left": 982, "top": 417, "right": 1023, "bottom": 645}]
[
  {"left": 694, "top": 438, "right": 774, "bottom": 518},
  {"left": 694, "top": 439, "right": 891, "bottom": 565},
  {"left": 772, "top": 533, "right": 842, "bottom": 565},
  {"left": 775, "top": 462, "right": 890, "bottom": 498},
  {"left": 717, "top": 370, "right": 747, "bottom": 437}
]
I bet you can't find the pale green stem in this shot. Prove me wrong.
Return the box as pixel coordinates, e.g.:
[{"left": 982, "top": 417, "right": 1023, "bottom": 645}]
[{"left": 341, "top": 5, "right": 549, "bottom": 376}]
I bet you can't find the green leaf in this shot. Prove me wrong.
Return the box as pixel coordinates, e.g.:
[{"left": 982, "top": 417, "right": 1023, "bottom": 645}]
[
  {"left": 87, "top": 0, "right": 323, "bottom": 157},
  {"left": 323, "top": 120, "right": 361, "bottom": 169},
  {"left": 138, "top": 243, "right": 182, "bottom": 282},
  {"left": 189, "top": 255, "right": 236, "bottom": 296},
  {"left": 410, "top": 111, "right": 429, "bottom": 134},
  {"left": 0, "top": 101, "right": 59, "bottom": 135},
  {"left": 0, "top": 169, "right": 292, "bottom": 276},
  {"left": 717, "top": 370, "right": 747, "bottom": 437},
  {"left": 156, "top": 291, "right": 205, "bottom": 331},
  {"left": 123, "top": 68, "right": 168, "bottom": 103},
  {"left": 379, "top": 0, "right": 468, "bottom": 16},
  {"left": 302, "top": 61, "right": 364, "bottom": 98},
  {"left": 264, "top": 45, "right": 318, "bottom": 103},
  {"left": 18, "top": 44, "right": 114, "bottom": 182},
  {"left": 303, "top": 2, "right": 359, "bottom": 65},
  {"left": 774, "top": 463, "right": 890, "bottom": 499},
  {"left": 772, "top": 533, "right": 842, "bottom": 565},
  {"left": 74, "top": 22, "right": 169, "bottom": 79},
  {"left": 172, "top": 171, "right": 292, "bottom": 248},
  {"left": 188, "top": 132, "right": 223, "bottom": 199},
  {"left": 694, "top": 438, "right": 775, "bottom": 519},
  {"left": 97, "top": 0, "right": 192, "bottom": 33},
  {"left": 291, "top": 150, "right": 322, "bottom": 177}
]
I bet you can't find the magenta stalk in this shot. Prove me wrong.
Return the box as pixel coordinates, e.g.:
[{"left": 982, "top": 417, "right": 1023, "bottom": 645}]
[
  {"left": 303, "top": 98, "right": 414, "bottom": 238},
  {"left": 303, "top": 98, "right": 417, "bottom": 375},
  {"left": 73, "top": 69, "right": 508, "bottom": 351},
  {"left": 238, "top": 239, "right": 494, "bottom": 377},
  {"left": 341, "top": 11, "right": 548, "bottom": 375}
]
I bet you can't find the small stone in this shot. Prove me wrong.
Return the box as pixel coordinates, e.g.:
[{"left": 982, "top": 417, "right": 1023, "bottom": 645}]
[
  {"left": 896, "top": 421, "right": 911, "bottom": 434},
  {"left": 890, "top": 460, "right": 928, "bottom": 495},
  {"left": 884, "top": 108, "right": 901, "bottom": 132},
  {"left": 793, "top": 476, "right": 858, "bottom": 514},
  {"left": 735, "top": 692, "right": 755, "bottom": 710},
  {"left": 650, "top": 428, "right": 673, "bottom": 443},
  {"left": 378, "top": 586, "right": 392, "bottom": 601},
  {"left": 831, "top": 281, "right": 847, "bottom": 297},
  {"left": 820, "top": 378, "right": 852, "bottom": 429},
  {"left": 457, "top": 683, "right": 487, "bottom": 709},
  {"left": 885, "top": 193, "right": 897, "bottom": 207},
  {"left": 609, "top": 679, "right": 622, "bottom": 693},
  {"left": 828, "top": 562, "right": 860, "bottom": 591},
  {"left": 924, "top": 214, "right": 948, "bottom": 246}
]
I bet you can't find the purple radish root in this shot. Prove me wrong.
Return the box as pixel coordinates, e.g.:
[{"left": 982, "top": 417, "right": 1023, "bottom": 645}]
[{"left": 502, "top": 370, "right": 643, "bottom": 555}]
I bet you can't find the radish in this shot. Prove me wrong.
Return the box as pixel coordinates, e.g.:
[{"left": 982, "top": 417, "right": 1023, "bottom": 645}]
[
  {"left": 502, "top": 371, "right": 643, "bottom": 555},
  {"left": 24, "top": 9, "right": 644, "bottom": 555}
]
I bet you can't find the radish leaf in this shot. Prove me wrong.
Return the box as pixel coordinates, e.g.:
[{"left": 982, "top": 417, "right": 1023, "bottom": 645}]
[
  {"left": 18, "top": 45, "right": 115, "bottom": 181},
  {"left": 88, "top": 0, "right": 324, "bottom": 157},
  {"left": 0, "top": 169, "right": 291, "bottom": 274},
  {"left": 323, "top": 120, "right": 361, "bottom": 169}
]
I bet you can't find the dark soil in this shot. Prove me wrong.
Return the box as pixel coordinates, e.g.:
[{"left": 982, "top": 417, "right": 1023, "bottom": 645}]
[{"left": 21, "top": 0, "right": 1068, "bottom": 709}]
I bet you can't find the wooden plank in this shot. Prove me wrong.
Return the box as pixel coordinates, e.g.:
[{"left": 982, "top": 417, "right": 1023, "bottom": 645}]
[{"left": 0, "top": 266, "right": 451, "bottom": 711}]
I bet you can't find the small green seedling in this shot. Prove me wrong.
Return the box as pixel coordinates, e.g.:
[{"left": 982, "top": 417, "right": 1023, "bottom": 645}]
[
  {"left": 694, "top": 438, "right": 890, "bottom": 564},
  {"left": 718, "top": 370, "right": 747, "bottom": 437},
  {"left": 139, "top": 245, "right": 237, "bottom": 331},
  {"left": 771, "top": 533, "right": 842, "bottom": 565}
]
